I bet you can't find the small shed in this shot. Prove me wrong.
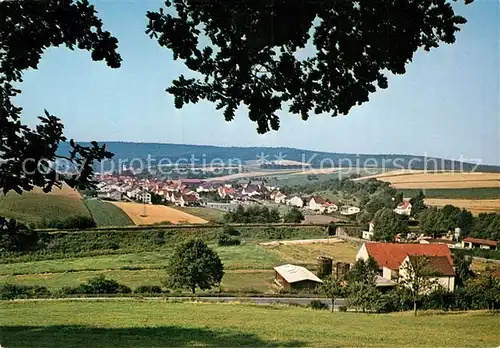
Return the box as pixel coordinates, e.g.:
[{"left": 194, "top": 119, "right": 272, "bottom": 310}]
[{"left": 274, "top": 264, "right": 323, "bottom": 291}]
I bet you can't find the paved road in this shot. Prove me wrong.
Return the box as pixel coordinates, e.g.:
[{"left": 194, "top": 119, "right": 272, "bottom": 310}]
[{"left": 9, "top": 296, "right": 346, "bottom": 309}]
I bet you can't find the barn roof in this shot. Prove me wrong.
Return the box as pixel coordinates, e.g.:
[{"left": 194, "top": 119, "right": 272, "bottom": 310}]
[
  {"left": 274, "top": 264, "right": 323, "bottom": 284},
  {"left": 463, "top": 237, "right": 497, "bottom": 247},
  {"left": 365, "top": 243, "right": 453, "bottom": 270}
]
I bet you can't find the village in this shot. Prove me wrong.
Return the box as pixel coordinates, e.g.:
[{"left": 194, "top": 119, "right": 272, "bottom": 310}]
[
  {"left": 91, "top": 170, "right": 499, "bottom": 301},
  {"left": 94, "top": 173, "right": 363, "bottom": 215}
]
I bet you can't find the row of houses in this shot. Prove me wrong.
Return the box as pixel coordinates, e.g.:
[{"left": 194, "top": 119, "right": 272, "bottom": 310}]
[
  {"left": 95, "top": 175, "right": 363, "bottom": 216},
  {"left": 285, "top": 195, "right": 360, "bottom": 215},
  {"left": 362, "top": 221, "right": 498, "bottom": 251}
]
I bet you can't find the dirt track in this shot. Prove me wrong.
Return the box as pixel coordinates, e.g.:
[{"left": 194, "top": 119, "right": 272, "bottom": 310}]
[{"left": 260, "top": 237, "right": 344, "bottom": 247}]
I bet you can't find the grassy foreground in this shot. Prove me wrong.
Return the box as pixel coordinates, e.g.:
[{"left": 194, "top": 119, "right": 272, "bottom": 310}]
[{"left": 1, "top": 301, "right": 499, "bottom": 347}]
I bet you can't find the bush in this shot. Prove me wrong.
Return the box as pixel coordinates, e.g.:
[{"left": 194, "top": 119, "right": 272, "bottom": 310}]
[
  {"left": 0, "top": 219, "right": 40, "bottom": 252},
  {"left": 0, "top": 283, "right": 51, "bottom": 300},
  {"left": 308, "top": 300, "right": 328, "bottom": 310},
  {"left": 223, "top": 225, "right": 241, "bottom": 236},
  {"left": 150, "top": 231, "right": 166, "bottom": 245},
  {"left": 283, "top": 207, "right": 305, "bottom": 223},
  {"left": 39, "top": 216, "right": 96, "bottom": 230},
  {"left": 338, "top": 305, "right": 347, "bottom": 312},
  {"left": 134, "top": 285, "right": 162, "bottom": 294},
  {"left": 218, "top": 232, "right": 241, "bottom": 246},
  {"left": 61, "top": 275, "right": 131, "bottom": 295}
]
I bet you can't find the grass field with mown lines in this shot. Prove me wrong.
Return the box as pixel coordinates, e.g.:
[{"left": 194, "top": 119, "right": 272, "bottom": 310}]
[{"left": 1, "top": 301, "right": 498, "bottom": 347}]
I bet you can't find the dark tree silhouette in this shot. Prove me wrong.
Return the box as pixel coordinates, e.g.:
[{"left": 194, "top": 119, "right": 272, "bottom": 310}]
[
  {"left": 1, "top": 0, "right": 121, "bottom": 199},
  {"left": 147, "top": 0, "right": 470, "bottom": 133}
]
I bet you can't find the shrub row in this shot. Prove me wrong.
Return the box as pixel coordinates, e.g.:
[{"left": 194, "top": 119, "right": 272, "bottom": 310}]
[
  {"left": 0, "top": 284, "right": 51, "bottom": 300},
  {"left": 0, "top": 276, "right": 165, "bottom": 300},
  {"left": 378, "top": 287, "right": 500, "bottom": 313},
  {"left": 38, "top": 216, "right": 96, "bottom": 230}
]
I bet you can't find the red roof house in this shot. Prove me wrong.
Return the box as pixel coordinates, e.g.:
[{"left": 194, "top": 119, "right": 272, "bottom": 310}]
[{"left": 356, "top": 243, "right": 454, "bottom": 270}]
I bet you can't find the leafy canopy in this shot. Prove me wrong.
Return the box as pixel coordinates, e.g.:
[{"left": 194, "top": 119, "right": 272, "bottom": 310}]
[
  {"left": 0, "top": 0, "right": 121, "bottom": 197},
  {"left": 167, "top": 239, "right": 224, "bottom": 293},
  {"left": 147, "top": 0, "right": 468, "bottom": 133},
  {"left": 372, "top": 207, "right": 408, "bottom": 242},
  {"left": 400, "top": 255, "right": 440, "bottom": 316}
]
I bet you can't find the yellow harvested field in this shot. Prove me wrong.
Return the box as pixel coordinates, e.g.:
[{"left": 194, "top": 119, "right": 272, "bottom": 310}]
[
  {"left": 377, "top": 172, "right": 500, "bottom": 189},
  {"left": 424, "top": 198, "right": 500, "bottom": 215},
  {"left": 110, "top": 202, "right": 208, "bottom": 225}
]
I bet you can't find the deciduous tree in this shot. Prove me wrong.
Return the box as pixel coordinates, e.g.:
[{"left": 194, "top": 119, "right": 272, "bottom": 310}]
[
  {"left": 372, "top": 208, "right": 408, "bottom": 242},
  {"left": 147, "top": 0, "right": 470, "bottom": 133},
  {"left": 283, "top": 207, "right": 304, "bottom": 223},
  {"left": 167, "top": 239, "right": 224, "bottom": 294},
  {"left": 400, "top": 255, "right": 439, "bottom": 316},
  {"left": 320, "top": 277, "right": 344, "bottom": 312},
  {"left": 409, "top": 191, "right": 426, "bottom": 217},
  {"left": 1, "top": 0, "right": 121, "bottom": 203}
]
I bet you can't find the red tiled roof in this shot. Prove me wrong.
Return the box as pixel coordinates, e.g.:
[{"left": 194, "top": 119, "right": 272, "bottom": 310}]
[
  {"left": 397, "top": 201, "right": 411, "bottom": 209},
  {"left": 311, "top": 196, "right": 327, "bottom": 204},
  {"left": 407, "top": 255, "right": 455, "bottom": 276},
  {"left": 178, "top": 179, "right": 205, "bottom": 184},
  {"left": 463, "top": 237, "right": 497, "bottom": 247},
  {"left": 365, "top": 243, "right": 453, "bottom": 270},
  {"left": 182, "top": 194, "right": 198, "bottom": 202}
]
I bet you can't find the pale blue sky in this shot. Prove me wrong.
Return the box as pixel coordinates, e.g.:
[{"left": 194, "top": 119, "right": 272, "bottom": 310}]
[{"left": 15, "top": 0, "right": 499, "bottom": 164}]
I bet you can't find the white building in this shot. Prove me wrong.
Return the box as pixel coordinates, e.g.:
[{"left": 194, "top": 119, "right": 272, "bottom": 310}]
[
  {"left": 320, "top": 202, "right": 338, "bottom": 213},
  {"left": 286, "top": 196, "right": 304, "bottom": 208},
  {"left": 274, "top": 192, "right": 287, "bottom": 204},
  {"left": 394, "top": 201, "right": 412, "bottom": 216},
  {"left": 362, "top": 222, "right": 375, "bottom": 240},
  {"left": 339, "top": 206, "right": 360, "bottom": 215},
  {"left": 137, "top": 191, "right": 152, "bottom": 205},
  {"left": 399, "top": 255, "right": 455, "bottom": 293},
  {"left": 308, "top": 196, "right": 327, "bottom": 211},
  {"left": 356, "top": 242, "right": 455, "bottom": 292}
]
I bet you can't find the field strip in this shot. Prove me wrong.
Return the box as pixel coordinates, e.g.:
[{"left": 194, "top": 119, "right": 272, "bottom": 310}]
[
  {"left": 425, "top": 198, "right": 500, "bottom": 215},
  {"left": 205, "top": 170, "right": 301, "bottom": 182},
  {"left": 110, "top": 202, "right": 208, "bottom": 225},
  {"left": 261, "top": 238, "right": 345, "bottom": 247},
  {"left": 390, "top": 181, "right": 500, "bottom": 189}
]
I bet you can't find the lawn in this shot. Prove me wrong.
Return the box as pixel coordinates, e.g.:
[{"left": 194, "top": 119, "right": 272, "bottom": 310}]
[
  {"left": 0, "top": 186, "right": 89, "bottom": 227},
  {"left": 266, "top": 241, "right": 360, "bottom": 268},
  {"left": 0, "top": 244, "right": 283, "bottom": 293},
  {"left": 83, "top": 199, "right": 135, "bottom": 226},
  {"left": 0, "top": 245, "right": 283, "bottom": 275},
  {"left": 172, "top": 206, "right": 226, "bottom": 222},
  {"left": 1, "top": 301, "right": 498, "bottom": 347}
]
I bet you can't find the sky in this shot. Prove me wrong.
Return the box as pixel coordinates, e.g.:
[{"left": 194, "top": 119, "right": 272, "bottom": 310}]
[{"left": 15, "top": 0, "right": 500, "bottom": 165}]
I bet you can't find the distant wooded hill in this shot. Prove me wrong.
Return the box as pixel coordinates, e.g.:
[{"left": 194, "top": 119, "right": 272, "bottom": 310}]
[{"left": 57, "top": 142, "right": 500, "bottom": 173}]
